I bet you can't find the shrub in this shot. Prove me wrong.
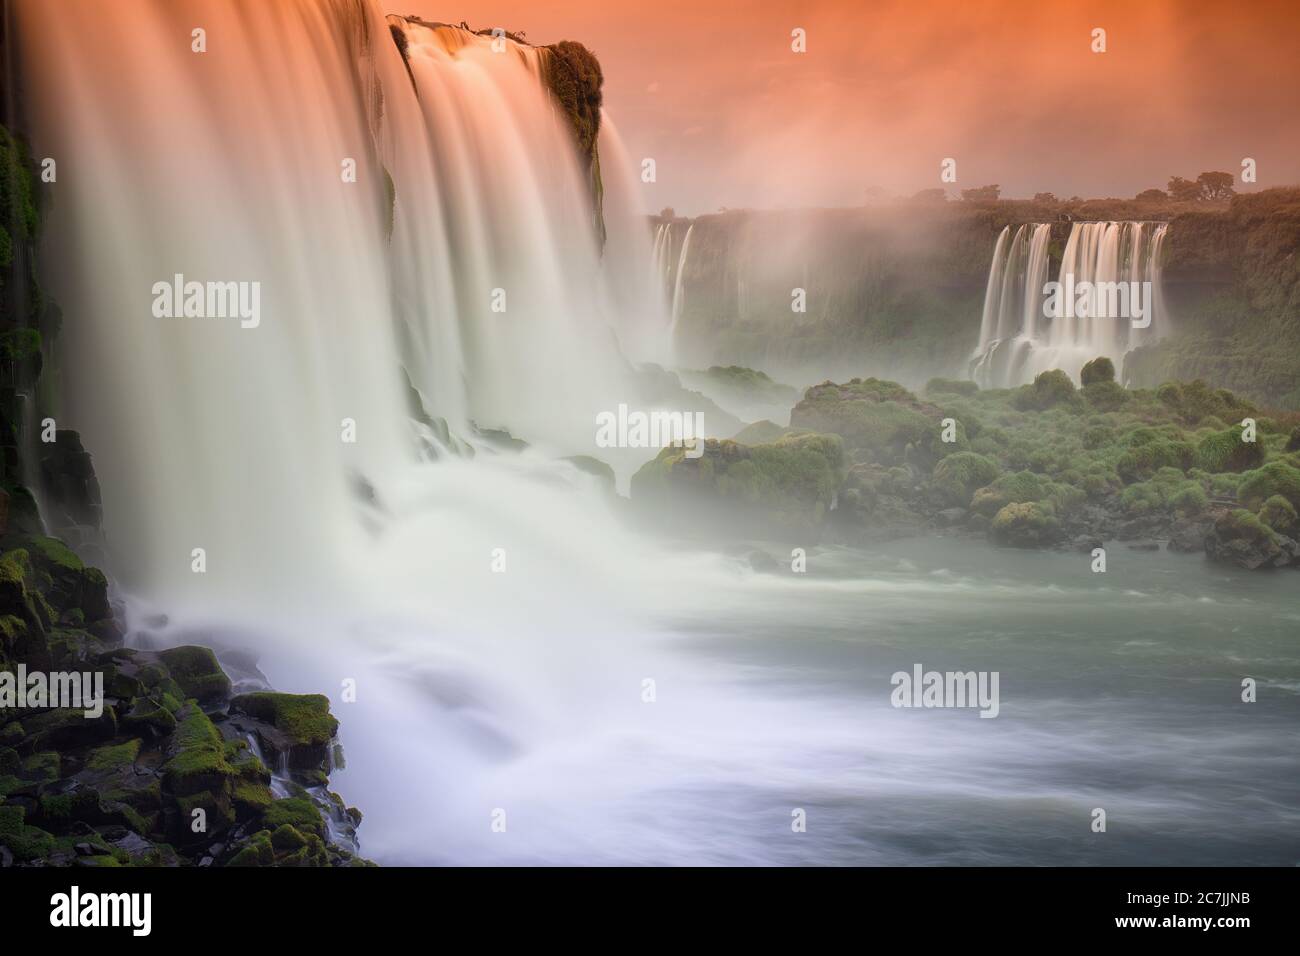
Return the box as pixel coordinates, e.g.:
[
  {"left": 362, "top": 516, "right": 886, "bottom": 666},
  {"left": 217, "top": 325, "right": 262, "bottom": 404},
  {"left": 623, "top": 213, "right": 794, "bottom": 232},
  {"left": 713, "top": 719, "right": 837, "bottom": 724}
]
[
  {"left": 1237, "top": 461, "right": 1300, "bottom": 510},
  {"left": 924, "top": 378, "right": 979, "bottom": 398},
  {"left": 1259, "top": 495, "right": 1298, "bottom": 535},
  {"left": 990, "top": 501, "right": 1061, "bottom": 547},
  {"left": 1116, "top": 436, "right": 1196, "bottom": 482},
  {"left": 1169, "top": 483, "right": 1209, "bottom": 516},
  {"left": 1079, "top": 357, "right": 1115, "bottom": 386},
  {"left": 931, "top": 452, "right": 1000, "bottom": 507},
  {"left": 1195, "top": 428, "right": 1266, "bottom": 473},
  {"left": 1082, "top": 379, "right": 1128, "bottom": 411},
  {"left": 1014, "top": 369, "right": 1077, "bottom": 411}
]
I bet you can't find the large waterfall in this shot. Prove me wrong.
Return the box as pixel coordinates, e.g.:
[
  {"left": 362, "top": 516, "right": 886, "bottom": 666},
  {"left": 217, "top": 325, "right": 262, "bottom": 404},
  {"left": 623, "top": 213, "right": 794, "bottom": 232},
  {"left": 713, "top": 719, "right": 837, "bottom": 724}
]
[
  {"left": 970, "top": 221, "right": 1169, "bottom": 387},
  {"left": 11, "top": 0, "right": 771, "bottom": 867},
  {"left": 18, "top": 0, "right": 668, "bottom": 606}
]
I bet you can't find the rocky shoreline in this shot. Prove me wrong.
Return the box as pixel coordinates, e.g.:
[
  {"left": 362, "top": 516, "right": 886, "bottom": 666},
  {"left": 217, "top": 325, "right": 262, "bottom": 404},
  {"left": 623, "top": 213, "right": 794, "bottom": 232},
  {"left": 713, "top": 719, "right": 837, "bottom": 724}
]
[{"left": 0, "top": 535, "right": 368, "bottom": 867}]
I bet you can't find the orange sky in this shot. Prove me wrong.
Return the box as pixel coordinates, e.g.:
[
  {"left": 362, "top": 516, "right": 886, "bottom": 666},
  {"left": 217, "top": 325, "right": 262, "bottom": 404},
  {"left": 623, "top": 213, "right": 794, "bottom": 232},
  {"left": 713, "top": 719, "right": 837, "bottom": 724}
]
[{"left": 409, "top": 0, "right": 1299, "bottom": 215}]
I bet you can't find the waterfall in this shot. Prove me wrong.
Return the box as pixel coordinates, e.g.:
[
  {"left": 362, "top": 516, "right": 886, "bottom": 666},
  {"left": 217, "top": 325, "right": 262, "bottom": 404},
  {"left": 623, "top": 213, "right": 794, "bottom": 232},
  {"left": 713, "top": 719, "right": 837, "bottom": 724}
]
[
  {"left": 668, "top": 223, "right": 694, "bottom": 357},
  {"left": 17, "top": 0, "right": 666, "bottom": 608},
  {"left": 970, "top": 220, "right": 1169, "bottom": 387}
]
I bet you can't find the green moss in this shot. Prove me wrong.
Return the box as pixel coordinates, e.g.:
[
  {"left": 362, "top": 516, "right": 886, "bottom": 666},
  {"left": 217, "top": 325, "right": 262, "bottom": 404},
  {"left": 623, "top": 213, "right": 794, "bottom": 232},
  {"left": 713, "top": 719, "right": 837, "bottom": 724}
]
[
  {"left": 1238, "top": 460, "right": 1300, "bottom": 510},
  {"left": 158, "top": 645, "right": 231, "bottom": 703},
  {"left": 163, "top": 705, "right": 234, "bottom": 796},
  {"left": 122, "top": 695, "right": 179, "bottom": 736},
  {"left": 1195, "top": 427, "right": 1267, "bottom": 473},
  {"left": 270, "top": 823, "right": 308, "bottom": 851},
  {"left": 230, "top": 692, "right": 339, "bottom": 747},
  {"left": 931, "top": 452, "right": 1000, "bottom": 507},
  {"left": 21, "top": 536, "right": 82, "bottom": 572},
  {"left": 0, "top": 805, "right": 55, "bottom": 860},
  {"left": 1116, "top": 430, "right": 1196, "bottom": 482},
  {"left": 87, "top": 738, "right": 141, "bottom": 773},
  {"left": 232, "top": 780, "right": 274, "bottom": 816},
  {"left": 1259, "top": 494, "right": 1298, "bottom": 535},
  {"left": 261, "top": 796, "right": 324, "bottom": 837},
  {"left": 227, "top": 828, "right": 275, "bottom": 866},
  {"left": 21, "top": 750, "right": 60, "bottom": 782},
  {"left": 971, "top": 470, "right": 1054, "bottom": 516}
]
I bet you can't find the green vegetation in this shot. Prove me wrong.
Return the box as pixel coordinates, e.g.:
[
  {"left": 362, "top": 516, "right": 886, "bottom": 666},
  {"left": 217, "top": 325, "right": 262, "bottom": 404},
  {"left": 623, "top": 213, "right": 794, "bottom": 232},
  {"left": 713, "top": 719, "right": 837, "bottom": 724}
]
[{"left": 632, "top": 364, "right": 1300, "bottom": 567}]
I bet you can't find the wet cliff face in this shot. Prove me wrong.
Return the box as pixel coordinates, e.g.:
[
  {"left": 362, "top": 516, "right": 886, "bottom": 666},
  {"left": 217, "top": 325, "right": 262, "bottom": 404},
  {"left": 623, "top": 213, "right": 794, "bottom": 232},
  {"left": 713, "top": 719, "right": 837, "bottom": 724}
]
[
  {"left": 665, "top": 206, "right": 1005, "bottom": 388},
  {"left": 1130, "top": 189, "right": 1300, "bottom": 408},
  {"left": 665, "top": 190, "right": 1300, "bottom": 407}
]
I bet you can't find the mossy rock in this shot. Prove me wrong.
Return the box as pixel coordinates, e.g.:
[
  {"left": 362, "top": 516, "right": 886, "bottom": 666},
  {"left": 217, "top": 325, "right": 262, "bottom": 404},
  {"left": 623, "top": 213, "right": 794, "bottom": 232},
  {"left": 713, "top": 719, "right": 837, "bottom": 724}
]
[
  {"left": 270, "top": 822, "right": 308, "bottom": 851},
  {"left": 227, "top": 828, "right": 276, "bottom": 866},
  {"left": 24, "top": 705, "right": 117, "bottom": 750},
  {"left": 261, "top": 796, "right": 325, "bottom": 838},
  {"left": 990, "top": 501, "right": 1062, "bottom": 547},
  {"left": 231, "top": 779, "right": 274, "bottom": 818},
  {"left": 162, "top": 704, "right": 234, "bottom": 797},
  {"left": 86, "top": 738, "right": 141, "bottom": 773},
  {"left": 1206, "top": 509, "right": 1294, "bottom": 569},
  {"left": 0, "top": 804, "right": 56, "bottom": 860},
  {"left": 121, "top": 694, "right": 179, "bottom": 737},
  {"left": 230, "top": 692, "right": 338, "bottom": 748},
  {"left": 158, "top": 645, "right": 231, "bottom": 704},
  {"left": 21, "top": 749, "right": 60, "bottom": 782}
]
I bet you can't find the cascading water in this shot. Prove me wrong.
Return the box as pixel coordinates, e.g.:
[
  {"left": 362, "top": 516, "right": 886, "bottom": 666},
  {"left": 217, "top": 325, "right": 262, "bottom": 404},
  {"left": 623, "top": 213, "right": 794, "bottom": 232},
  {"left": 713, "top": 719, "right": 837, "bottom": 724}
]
[
  {"left": 970, "top": 220, "right": 1169, "bottom": 387},
  {"left": 667, "top": 222, "right": 694, "bottom": 356},
  {"left": 19, "top": 0, "right": 887, "bottom": 868}
]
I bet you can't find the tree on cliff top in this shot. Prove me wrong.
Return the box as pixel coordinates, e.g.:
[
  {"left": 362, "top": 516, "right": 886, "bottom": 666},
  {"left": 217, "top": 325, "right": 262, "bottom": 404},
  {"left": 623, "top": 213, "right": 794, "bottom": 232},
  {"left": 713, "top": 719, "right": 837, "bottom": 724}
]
[
  {"left": 1197, "top": 171, "right": 1235, "bottom": 200},
  {"left": 1168, "top": 176, "right": 1202, "bottom": 201},
  {"left": 961, "top": 184, "right": 1001, "bottom": 202}
]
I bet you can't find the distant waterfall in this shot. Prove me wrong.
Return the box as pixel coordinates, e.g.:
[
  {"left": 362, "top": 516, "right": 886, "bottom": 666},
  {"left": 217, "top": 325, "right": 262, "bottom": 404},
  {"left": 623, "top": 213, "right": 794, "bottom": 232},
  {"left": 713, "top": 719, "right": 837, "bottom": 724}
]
[
  {"left": 970, "top": 221, "right": 1169, "bottom": 388},
  {"left": 668, "top": 223, "right": 694, "bottom": 355}
]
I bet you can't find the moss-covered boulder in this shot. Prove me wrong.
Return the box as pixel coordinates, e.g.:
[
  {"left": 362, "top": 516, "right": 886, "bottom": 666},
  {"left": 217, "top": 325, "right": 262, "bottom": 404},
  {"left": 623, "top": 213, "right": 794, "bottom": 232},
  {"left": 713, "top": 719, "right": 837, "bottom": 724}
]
[
  {"left": 1205, "top": 509, "right": 1298, "bottom": 569},
  {"left": 229, "top": 692, "right": 339, "bottom": 773},
  {"left": 157, "top": 645, "right": 231, "bottom": 705}
]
